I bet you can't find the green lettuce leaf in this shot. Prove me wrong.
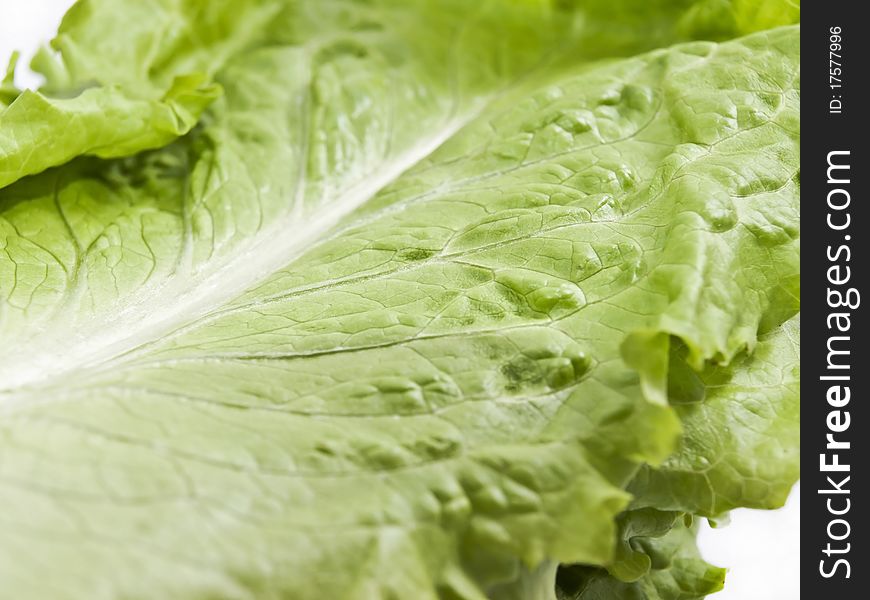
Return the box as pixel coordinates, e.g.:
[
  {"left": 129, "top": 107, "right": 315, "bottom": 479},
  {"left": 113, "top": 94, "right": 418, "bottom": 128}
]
[
  {"left": 629, "top": 316, "right": 801, "bottom": 516},
  {"left": 553, "top": 314, "right": 800, "bottom": 599},
  {"left": 556, "top": 514, "right": 726, "bottom": 600},
  {"left": 0, "top": 0, "right": 799, "bottom": 189},
  {"left": 0, "top": 2, "right": 799, "bottom": 598}
]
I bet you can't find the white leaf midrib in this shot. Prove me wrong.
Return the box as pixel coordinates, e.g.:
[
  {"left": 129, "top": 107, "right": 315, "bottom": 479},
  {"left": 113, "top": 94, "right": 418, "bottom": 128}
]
[{"left": 0, "top": 114, "right": 474, "bottom": 394}]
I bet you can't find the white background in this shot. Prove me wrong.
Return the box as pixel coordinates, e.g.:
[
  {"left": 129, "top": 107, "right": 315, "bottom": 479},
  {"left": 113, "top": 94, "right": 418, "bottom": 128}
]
[{"left": 0, "top": 2, "right": 800, "bottom": 598}]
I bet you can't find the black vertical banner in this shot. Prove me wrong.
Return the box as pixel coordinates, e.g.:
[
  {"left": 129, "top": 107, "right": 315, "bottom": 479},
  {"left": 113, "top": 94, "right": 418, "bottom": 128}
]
[{"left": 803, "top": 3, "right": 868, "bottom": 597}]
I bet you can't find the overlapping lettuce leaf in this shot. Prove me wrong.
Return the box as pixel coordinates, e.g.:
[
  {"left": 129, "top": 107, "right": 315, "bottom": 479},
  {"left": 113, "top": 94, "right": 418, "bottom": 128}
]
[
  {"left": 0, "top": 1, "right": 799, "bottom": 598},
  {"left": 556, "top": 316, "right": 799, "bottom": 600},
  {"left": 557, "top": 513, "right": 726, "bottom": 600}
]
